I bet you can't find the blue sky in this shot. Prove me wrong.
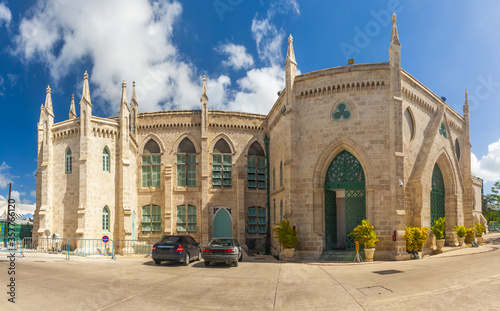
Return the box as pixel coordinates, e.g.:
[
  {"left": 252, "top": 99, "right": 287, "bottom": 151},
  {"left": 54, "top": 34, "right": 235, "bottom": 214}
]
[{"left": 1, "top": 0, "right": 500, "bottom": 204}]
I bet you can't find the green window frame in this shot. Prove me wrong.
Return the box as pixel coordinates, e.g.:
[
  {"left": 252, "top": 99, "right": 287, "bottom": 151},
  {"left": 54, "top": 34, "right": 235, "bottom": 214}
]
[
  {"left": 177, "top": 205, "right": 197, "bottom": 232},
  {"left": 141, "top": 205, "right": 161, "bottom": 232},
  {"left": 273, "top": 167, "right": 276, "bottom": 190},
  {"left": 142, "top": 139, "right": 162, "bottom": 188},
  {"left": 177, "top": 138, "right": 197, "bottom": 187},
  {"left": 102, "top": 206, "right": 110, "bottom": 231},
  {"left": 248, "top": 207, "right": 267, "bottom": 233},
  {"left": 103, "top": 146, "right": 110, "bottom": 172},
  {"left": 280, "top": 200, "right": 283, "bottom": 221},
  {"left": 248, "top": 157, "right": 266, "bottom": 189},
  {"left": 280, "top": 161, "right": 283, "bottom": 186},
  {"left": 65, "top": 148, "right": 72, "bottom": 174},
  {"left": 273, "top": 202, "right": 276, "bottom": 223},
  {"left": 213, "top": 154, "right": 232, "bottom": 187}
]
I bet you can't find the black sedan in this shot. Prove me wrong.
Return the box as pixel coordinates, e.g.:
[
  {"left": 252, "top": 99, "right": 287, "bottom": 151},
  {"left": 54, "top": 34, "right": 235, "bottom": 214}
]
[
  {"left": 152, "top": 235, "right": 201, "bottom": 266},
  {"left": 202, "top": 238, "right": 243, "bottom": 267}
]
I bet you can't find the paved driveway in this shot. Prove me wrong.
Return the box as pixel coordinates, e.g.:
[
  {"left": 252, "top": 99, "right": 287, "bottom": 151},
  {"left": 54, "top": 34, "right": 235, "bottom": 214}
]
[{"left": 1, "top": 234, "right": 500, "bottom": 310}]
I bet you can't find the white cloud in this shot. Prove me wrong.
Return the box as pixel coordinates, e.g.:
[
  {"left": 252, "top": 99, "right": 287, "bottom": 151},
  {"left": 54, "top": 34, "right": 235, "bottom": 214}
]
[
  {"left": 9, "top": 191, "right": 24, "bottom": 204},
  {"left": 14, "top": 0, "right": 300, "bottom": 116},
  {"left": 0, "top": 162, "right": 13, "bottom": 189},
  {"left": 0, "top": 194, "right": 5, "bottom": 202},
  {"left": 30, "top": 190, "right": 36, "bottom": 198},
  {"left": 471, "top": 138, "right": 500, "bottom": 182},
  {"left": 0, "top": 2, "right": 11, "bottom": 26},
  {"left": 14, "top": 0, "right": 201, "bottom": 114},
  {"left": 217, "top": 44, "right": 254, "bottom": 70}
]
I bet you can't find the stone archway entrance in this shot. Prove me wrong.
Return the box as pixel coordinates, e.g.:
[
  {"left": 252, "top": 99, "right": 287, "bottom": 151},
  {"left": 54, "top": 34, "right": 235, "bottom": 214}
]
[
  {"left": 431, "top": 163, "right": 445, "bottom": 227},
  {"left": 325, "top": 150, "right": 366, "bottom": 250},
  {"left": 213, "top": 208, "right": 232, "bottom": 238}
]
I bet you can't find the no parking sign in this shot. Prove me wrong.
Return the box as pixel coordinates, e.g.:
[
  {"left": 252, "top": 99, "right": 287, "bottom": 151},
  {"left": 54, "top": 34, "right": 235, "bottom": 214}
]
[{"left": 102, "top": 235, "right": 109, "bottom": 243}]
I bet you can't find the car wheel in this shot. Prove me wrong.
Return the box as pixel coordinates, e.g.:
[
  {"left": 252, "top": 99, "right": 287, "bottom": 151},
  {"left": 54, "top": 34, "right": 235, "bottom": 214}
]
[
  {"left": 183, "top": 253, "right": 190, "bottom": 266},
  {"left": 204, "top": 260, "right": 210, "bottom": 266},
  {"left": 154, "top": 260, "right": 161, "bottom": 265},
  {"left": 238, "top": 253, "right": 243, "bottom": 262},
  {"left": 233, "top": 260, "right": 238, "bottom": 267}
]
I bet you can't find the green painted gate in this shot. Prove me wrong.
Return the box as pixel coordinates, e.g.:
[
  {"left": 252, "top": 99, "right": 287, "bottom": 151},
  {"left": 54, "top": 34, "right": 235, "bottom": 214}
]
[
  {"left": 325, "top": 150, "right": 366, "bottom": 250},
  {"left": 431, "top": 163, "right": 445, "bottom": 226},
  {"left": 213, "top": 208, "right": 232, "bottom": 238}
]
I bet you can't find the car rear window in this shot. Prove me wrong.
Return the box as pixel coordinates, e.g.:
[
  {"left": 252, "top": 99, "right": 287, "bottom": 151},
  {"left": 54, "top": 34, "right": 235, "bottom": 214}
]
[
  {"left": 161, "top": 236, "right": 183, "bottom": 244},
  {"left": 209, "top": 239, "right": 233, "bottom": 247}
]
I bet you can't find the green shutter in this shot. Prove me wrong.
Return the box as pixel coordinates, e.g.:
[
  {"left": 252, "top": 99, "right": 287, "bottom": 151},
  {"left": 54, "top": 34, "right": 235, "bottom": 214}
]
[
  {"left": 187, "top": 165, "right": 196, "bottom": 186},
  {"left": 177, "top": 205, "right": 186, "bottom": 232},
  {"left": 177, "top": 165, "right": 186, "bottom": 187},
  {"left": 142, "top": 206, "right": 151, "bottom": 231},
  {"left": 142, "top": 166, "right": 151, "bottom": 187},
  {"left": 188, "top": 205, "right": 197, "bottom": 232},
  {"left": 152, "top": 165, "right": 161, "bottom": 187}
]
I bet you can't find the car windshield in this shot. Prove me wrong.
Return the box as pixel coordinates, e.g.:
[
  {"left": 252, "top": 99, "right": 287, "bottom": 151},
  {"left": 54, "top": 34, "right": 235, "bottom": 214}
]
[
  {"left": 209, "top": 239, "right": 233, "bottom": 247},
  {"left": 161, "top": 236, "right": 182, "bottom": 244}
]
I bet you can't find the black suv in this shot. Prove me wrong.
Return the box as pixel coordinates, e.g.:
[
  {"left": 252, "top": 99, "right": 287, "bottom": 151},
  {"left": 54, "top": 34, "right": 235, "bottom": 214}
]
[{"left": 152, "top": 235, "right": 202, "bottom": 266}]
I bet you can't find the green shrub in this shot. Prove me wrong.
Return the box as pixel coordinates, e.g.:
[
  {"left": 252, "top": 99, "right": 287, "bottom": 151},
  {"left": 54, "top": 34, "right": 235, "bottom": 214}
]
[
  {"left": 273, "top": 218, "right": 299, "bottom": 248},
  {"left": 474, "top": 223, "right": 486, "bottom": 237},
  {"left": 404, "top": 227, "right": 429, "bottom": 252},
  {"left": 464, "top": 228, "right": 475, "bottom": 243},
  {"left": 431, "top": 217, "right": 446, "bottom": 239},
  {"left": 348, "top": 219, "right": 379, "bottom": 248},
  {"left": 453, "top": 225, "right": 467, "bottom": 238}
]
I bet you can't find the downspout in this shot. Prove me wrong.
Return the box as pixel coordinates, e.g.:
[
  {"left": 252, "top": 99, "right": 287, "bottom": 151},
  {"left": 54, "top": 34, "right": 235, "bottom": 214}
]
[{"left": 264, "top": 135, "right": 271, "bottom": 254}]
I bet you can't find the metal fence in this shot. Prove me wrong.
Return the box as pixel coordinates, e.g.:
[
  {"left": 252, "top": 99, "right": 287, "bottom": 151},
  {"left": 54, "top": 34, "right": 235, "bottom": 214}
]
[
  {"left": 490, "top": 224, "right": 500, "bottom": 232},
  {"left": 0, "top": 237, "right": 23, "bottom": 256},
  {"left": 115, "top": 239, "right": 156, "bottom": 256},
  {"left": 66, "top": 239, "right": 115, "bottom": 260},
  {"left": 21, "top": 237, "right": 68, "bottom": 253}
]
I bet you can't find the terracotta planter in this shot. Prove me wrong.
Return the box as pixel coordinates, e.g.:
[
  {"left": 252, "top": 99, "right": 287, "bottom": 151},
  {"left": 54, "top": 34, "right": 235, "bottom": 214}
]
[
  {"left": 364, "top": 248, "right": 375, "bottom": 262},
  {"left": 458, "top": 237, "right": 465, "bottom": 246},
  {"left": 477, "top": 237, "right": 483, "bottom": 246},
  {"left": 435, "top": 239, "right": 445, "bottom": 254},
  {"left": 283, "top": 248, "right": 295, "bottom": 258}
]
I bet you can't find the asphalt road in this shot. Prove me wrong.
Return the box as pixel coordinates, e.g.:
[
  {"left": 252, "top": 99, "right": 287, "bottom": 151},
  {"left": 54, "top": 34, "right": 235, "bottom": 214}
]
[{"left": 1, "top": 234, "right": 500, "bottom": 311}]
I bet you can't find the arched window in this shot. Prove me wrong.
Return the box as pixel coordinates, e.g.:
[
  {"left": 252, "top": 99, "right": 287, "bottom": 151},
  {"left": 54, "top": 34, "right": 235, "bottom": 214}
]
[
  {"left": 142, "top": 139, "right": 161, "bottom": 187},
  {"left": 65, "top": 148, "right": 72, "bottom": 174},
  {"left": 280, "top": 200, "right": 283, "bottom": 221},
  {"left": 177, "top": 138, "right": 196, "bottom": 187},
  {"left": 102, "top": 206, "right": 110, "bottom": 231},
  {"left": 273, "top": 167, "right": 276, "bottom": 190},
  {"left": 142, "top": 204, "right": 161, "bottom": 232},
  {"left": 404, "top": 108, "right": 414, "bottom": 142},
  {"left": 455, "top": 139, "right": 461, "bottom": 161},
  {"left": 177, "top": 204, "right": 197, "bottom": 232},
  {"left": 103, "top": 146, "right": 110, "bottom": 172},
  {"left": 280, "top": 161, "right": 283, "bottom": 186},
  {"left": 248, "top": 206, "right": 267, "bottom": 234},
  {"left": 248, "top": 142, "right": 266, "bottom": 189},
  {"left": 212, "top": 139, "right": 232, "bottom": 187}
]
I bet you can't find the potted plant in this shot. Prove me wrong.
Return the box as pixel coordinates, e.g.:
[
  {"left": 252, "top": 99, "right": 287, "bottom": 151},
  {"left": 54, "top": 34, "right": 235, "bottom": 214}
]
[
  {"left": 272, "top": 218, "right": 299, "bottom": 257},
  {"left": 348, "top": 220, "right": 379, "bottom": 262},
  {"left": 475, "top": 223, "right": 486, "bottom": 245},
  {"left": 453, "top": 225, "right": 467, "bottom": 246},
  {"left": 404, "top": 226, "right": 429, "bottom": 259},
  {"left": 464, "top": 227, "right": 475, "bottom": 245},
  {"left": 431, "top": 217, "right": 446, "bottom": 253}
]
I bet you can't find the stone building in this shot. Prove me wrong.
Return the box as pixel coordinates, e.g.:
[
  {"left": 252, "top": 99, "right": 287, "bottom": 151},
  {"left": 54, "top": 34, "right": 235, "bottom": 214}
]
[{"left": 35, "top": 14, "right": 483, "bottom": 260}]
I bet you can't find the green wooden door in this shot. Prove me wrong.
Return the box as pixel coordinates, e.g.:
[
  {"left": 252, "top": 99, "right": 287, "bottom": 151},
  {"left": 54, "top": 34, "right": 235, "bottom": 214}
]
[
  {"left": 325, "top": 150, "right": 365, "bottom": 250},
  {"left": 325, "top": 190, "right": 337, "bottom": 250},
  {"left": 213, "top": 208, "right": 232, "bottom": 238},
  {"left": 431, "top": 164, "right": 445, "bottom": 227}
]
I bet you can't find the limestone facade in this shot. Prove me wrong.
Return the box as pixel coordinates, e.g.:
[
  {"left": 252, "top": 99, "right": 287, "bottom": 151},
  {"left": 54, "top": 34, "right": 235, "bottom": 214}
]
[{"left": 34, "top": 14, "right": 482, "bottom": 259}]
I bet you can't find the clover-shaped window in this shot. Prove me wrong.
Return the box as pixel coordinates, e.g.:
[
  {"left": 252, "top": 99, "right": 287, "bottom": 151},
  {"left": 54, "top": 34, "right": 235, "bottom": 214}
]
[
  {"left": 332, "top": 102, "right": 351, "bottom": 121},
  {"left": 439, "top": 123, "right": 447, "bottom": 139}
]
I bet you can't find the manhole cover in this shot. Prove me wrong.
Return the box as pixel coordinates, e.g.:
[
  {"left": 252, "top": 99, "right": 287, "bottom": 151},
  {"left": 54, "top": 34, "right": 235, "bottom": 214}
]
[
  {"left": 372, "top": 269, "right": 403, "bottom": 275},
  {"left": 357, "top": 285, "right": 392, "bottom": 296}
]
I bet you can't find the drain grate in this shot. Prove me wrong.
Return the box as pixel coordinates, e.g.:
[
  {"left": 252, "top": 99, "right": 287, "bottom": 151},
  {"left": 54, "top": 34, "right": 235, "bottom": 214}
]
[
  {"left": 357, "top": 285, "right": 392, "bottom": 296},
  {"left": 372, "top": 269, "right": 403, "bottom": 275}
]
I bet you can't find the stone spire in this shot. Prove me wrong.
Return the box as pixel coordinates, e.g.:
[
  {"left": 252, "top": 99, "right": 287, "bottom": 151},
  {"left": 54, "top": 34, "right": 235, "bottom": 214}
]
[
  {"left": 69, "top": 94, "right": 76, "bottom": 119},
  {"left": 131, "top": 81, "right": 137, "bottom": 104},
  {"left": 80, "top": 71, "right": 92, "bottom": 106},
  {"left": 390, "top": 13, "right": 401, "bottom": 46},
  {"left": 120, "top": 80, "right": 128, "bottom": 111},
  {"left": 200, "top": 75, "right": 209, "bottom": 103},
  {"left": 44, "top": 85, "right": 54, "bottom": 117},
  {"left": 39, "top": 104, "right": 44, "bottom": 124},
  {"left": 286, "top": 34, "right": 297, "bottom": 65},
  {"left": 463, "top": 89, "right": 469, "bottom": 125}
]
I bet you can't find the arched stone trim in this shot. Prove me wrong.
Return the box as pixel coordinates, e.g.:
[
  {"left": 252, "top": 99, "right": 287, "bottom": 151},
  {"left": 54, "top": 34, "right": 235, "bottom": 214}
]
[
  {"left": 313, "top": 138, "right": 373, "bottom": 189},
  {"left": 209, "top": 133, "right": 236, "bottom": 155},
  {"left": 139, "top": 133, "right": 165, "bottom": 154},
  {"left": 403, "top": 106, "right": 416, "bottom": 143},
  {"left": 173, "top": 132, "right": 201, "bottom": 154},
  {"left": 328, "top": 94, "right": 359, "bottom": 122},
  {"left": 242, "top": 136, "right": 266, "bottom": 157}
]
